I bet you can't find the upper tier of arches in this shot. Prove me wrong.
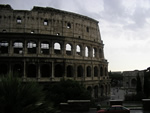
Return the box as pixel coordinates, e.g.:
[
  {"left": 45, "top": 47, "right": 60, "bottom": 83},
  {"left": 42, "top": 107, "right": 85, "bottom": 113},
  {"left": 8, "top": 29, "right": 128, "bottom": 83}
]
[{"left": 0, "top": 4, "right": 102, "bottom": 43}]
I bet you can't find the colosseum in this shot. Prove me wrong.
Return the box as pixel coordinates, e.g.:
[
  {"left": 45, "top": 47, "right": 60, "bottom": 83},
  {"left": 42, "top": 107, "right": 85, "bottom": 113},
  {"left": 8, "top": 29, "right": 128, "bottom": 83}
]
[{"left": 0, "top": 4, "right": 110, "bottom": 98}]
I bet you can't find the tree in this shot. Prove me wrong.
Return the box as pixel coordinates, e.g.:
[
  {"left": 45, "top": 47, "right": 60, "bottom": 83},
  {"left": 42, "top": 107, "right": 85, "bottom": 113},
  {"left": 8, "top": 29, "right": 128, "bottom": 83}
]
[
  {"left": 0, "top": 74, "right": 55, "bottom": 113},
  {"left": 136, "top": 73, "right": 142, "bottom": 93},
  {"left": 45, "top": 79, "right": 91, "bottom": 107}
]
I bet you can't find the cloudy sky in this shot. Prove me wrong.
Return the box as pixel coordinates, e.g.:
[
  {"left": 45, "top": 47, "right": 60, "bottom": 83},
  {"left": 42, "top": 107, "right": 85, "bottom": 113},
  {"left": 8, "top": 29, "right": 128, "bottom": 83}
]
[{"left": 1, "top": 0, "right": 150, "bottom": 71}]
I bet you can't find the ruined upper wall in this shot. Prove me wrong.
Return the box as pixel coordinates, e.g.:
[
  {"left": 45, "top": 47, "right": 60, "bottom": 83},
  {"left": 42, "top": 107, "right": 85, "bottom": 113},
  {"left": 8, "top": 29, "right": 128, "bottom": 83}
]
[{"left": 0, "top": 4, "right": 102, "bottom": 43}]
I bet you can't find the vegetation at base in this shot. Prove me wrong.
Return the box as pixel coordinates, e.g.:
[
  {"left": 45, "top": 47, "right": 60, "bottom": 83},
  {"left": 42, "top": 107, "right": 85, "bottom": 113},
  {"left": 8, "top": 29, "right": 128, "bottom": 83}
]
[
  {"left": 0, "top": 73, "right": 91, "bottom": 112},
  {"left": 44, "top": 79, "right": 91, "bottom": 107},
  {"left": 0, "top": 74, "right": 55, "bottom": 113}
]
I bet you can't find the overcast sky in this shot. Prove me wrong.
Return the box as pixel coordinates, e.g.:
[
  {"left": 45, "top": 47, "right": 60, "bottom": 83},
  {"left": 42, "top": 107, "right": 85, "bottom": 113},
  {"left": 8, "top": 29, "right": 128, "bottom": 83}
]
[{"left": 1, "top": 0, "right": 150, "bottom": 71}]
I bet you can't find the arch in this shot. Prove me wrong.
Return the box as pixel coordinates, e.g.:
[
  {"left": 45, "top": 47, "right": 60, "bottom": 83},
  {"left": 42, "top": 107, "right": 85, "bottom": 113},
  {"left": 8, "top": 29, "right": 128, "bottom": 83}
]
[
  {"left": 105, "top": 67, "right": 108, "bottom": 76},
  {"left": 77, "top": 65, "right": 83, "bottom": 77},
  {"left": 54, "top": 42, "right": 61, "bottom": 54},
  {"left": 0, "top": 63, "right": 8, "bottom": 75},
  {"left": 54, "top": 64, "right": 63, "bottom": 77},
  {"left": 99, "top": 49, "right": 103, "bottom": 58},
  {"left": 100, "top": 85, "right": 104, "bottom": 96},
  {"left": 87, "top": 86, "right": 92, "bottom": 96},
  {"left": 67, "top": 65, "right": 73, "bottom": 77},
  {"left": 94, "top": 66, "right": 98, "bottom": 77},
  {"left": 27, "top": 41, "right": 37, "bottom": 54},
  {"left": 41, "top": 64, "right": 51, "bottom": 77},
  {"left": 86, "top": 66, "right": 91, "bottom": 77},
  {"left": 41, "top": 41, "right": 49, "bottom": 54},
  {"left": 0, "top": 40, "right": 9, "bottom": 54},
  {"left": 76, "top": 45, "right": 82, "bottom": 56},
  {"left": 66, "top": 43, "right": 72, "bottom": 55},
  {"left": 93, "top": 47, "right": 97, "bottom": 57},
  {"left": 94, "top": 85, "right": 98, "bottom": 98},
  {"left": 13, "top": 64, "right": 23, "bottom": 77},
  {"left": 85, "top": 46, "right": 90, "bottom": 57},
  {"left": 13, "top": 40, "right": 23, "bottom": 54},
  {"left": 131, "top": 78, "right": 137, "bottom": 87},
  {"left": 100, "top": 67, "right": 103, "bottom": 76},
  {"left": 44, "top": 19, "right": 48, "bottom": 26},
  {"left": 27, "top": 64, "right": 36, "bottom": 77},
  {"left": 67, "top": 22, "right": 71, "bottom": 29},
  {"left": 105, "top": 85, "right": 108, "bottom": 96}
]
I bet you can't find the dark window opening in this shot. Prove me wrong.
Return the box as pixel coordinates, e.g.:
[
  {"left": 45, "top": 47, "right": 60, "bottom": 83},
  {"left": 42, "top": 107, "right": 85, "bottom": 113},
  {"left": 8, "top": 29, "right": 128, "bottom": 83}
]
[
  {"left": 67, "top": 65, "right": 73, "bottom": 77},
  {"left": 44, "top": 19, "right": 48, "bottom": 25},
  {"left": 13, "top": 64, "right": 23, "bottom": 77},
  {"left": 77, "top": 65, "right": 83, "bottom": 77},
  {"left": 27, "top": 64, "right": 36, "bottom": 77},
  {"left": 100, "top": 67, "right": 103, "bottom": 76},
  {"left": 94, "top": 86, "right": 98, "bottom": 98},
  {"left": 105, "top": 68, "right": 107, "bottom": 76},
  {"left": 87, "top": 66, "right": 91, "bottom": 77},
  {"left": 54, "top": 64, "right": 63, "bottom": 77},
  {"left": 100, "top": 85, "right": 104, "bottom": 96},
  {"left": 86, "top": 27, "right": 89, "bottom": 32},
  {"left": 94, "top": 66, "right": 98, "bottom": 77},
  {"left": 0, "top": 41, "right": 8, "bottom": 54},
  {"left": 41, "top": 64, "right": 51, "bottom": 77},
  {"left": 67, "top": 23, "right": 71, "bottom": 29},
  {"left": 17, "top": 17, "right": 21, "bottom": 23},
  {"left": 2, "top": 30, "right": 6, "bottom": 33}
]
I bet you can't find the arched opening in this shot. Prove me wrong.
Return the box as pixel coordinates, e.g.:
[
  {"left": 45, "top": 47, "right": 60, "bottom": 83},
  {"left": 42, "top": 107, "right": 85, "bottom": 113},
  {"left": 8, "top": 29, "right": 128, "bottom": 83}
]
[
  {"left": 13, "top": 41, "right": 23, "bottom": 54},
  {"left": 27, "top": 41, "right": 37, "bottom": 54},
  {"left": 0, "top": 63, "right": 8, "bottom": 75},
  {"left": 67, "top": 23, "right": 71, "bottom": 29},
  {"left": 54, "top": 64, "right": 63, "bottom": 77},
  {"left": 105, "top": 85, "right": 108, "bottom": 96},
  {"left": 13, "top": 64, "right": 23, "bottom": 77},
  {"left": 100, "top": 85, "right": 104, "bottom": 96},
  {"left": 131, "top": 78, "right": 137, "bottom": 87},
  {"left": 85, "top": 46, "right": 90, "bottom": 57},
  {"left": 54, "top": 42, "right": 61, "bottom": 54},
  {"left": 77, "top": 65, "right": 83, "bottom": 77},
  {"left": 94, "top": 86, "right": 98, "bottom": 98},
  {"left": 0, "top": 40, "right": 9, "bottom": 54},
  {"left": 41, "top": 64, "right": 51, "bottom": 77},
  {"left": 76, "top": 45, "right": 82, "bottom": 56},
  {"left": 86, "top": 66, "right": 91, "bottom": 77},
  {"left": 105, "top": 67, "right": 108, "bottom": 76},
  {"left": 87, "top": 86, "right": 92, "bottom": 96},
  {"left": 99, "top": 49, "right": 103, "bottom": 58},
  {"left": 94, "top": 66, "right": 98, "bottom": 77},
  {"left": 27, "top": 64, "right": 36, "bottom": 77},
  {"left": 100, "top": 67, "right": 103, "bottom": 76},
  {"left": 66, "top": 43, "right": 72, "bottom": 55},
  {"left": 93, "top": 48, "right": 97, "bottom": 57},
  {"left": 41, "top": 41, "right": 49, "bottom": 54},
  {"left": 67, "top": 65, "right": 73, "bottom": 77}
]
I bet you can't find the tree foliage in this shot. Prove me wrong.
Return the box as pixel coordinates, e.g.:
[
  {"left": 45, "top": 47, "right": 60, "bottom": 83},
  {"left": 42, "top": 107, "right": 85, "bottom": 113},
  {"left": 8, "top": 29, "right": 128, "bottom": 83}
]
[
  {"left": 0, "top": 74, "right": 55, "bottom": 113},
  {"left": 45, "top": 79, "right": 91, "bottom": 107}
]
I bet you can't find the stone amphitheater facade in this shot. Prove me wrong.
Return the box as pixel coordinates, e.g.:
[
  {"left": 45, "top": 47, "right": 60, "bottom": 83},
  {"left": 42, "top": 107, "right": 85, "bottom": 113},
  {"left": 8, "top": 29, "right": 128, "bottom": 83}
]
[{"left": 0, "top": 4, "right": 110, "bottom": 98}]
